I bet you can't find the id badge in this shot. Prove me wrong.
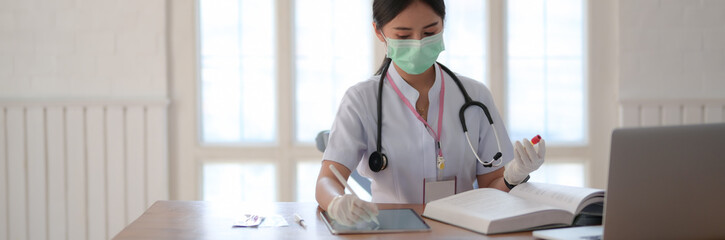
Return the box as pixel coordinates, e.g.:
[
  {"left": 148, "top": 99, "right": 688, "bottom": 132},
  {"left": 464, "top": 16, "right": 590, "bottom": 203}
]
[{"left": 423, "top": 176, "right": 456, "bottom": 203}]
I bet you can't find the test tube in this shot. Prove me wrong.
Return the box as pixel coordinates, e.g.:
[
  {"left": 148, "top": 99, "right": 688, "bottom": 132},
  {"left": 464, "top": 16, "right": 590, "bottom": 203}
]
[{"left": 531, "top": 135, "right": 541, "bottom": 145}]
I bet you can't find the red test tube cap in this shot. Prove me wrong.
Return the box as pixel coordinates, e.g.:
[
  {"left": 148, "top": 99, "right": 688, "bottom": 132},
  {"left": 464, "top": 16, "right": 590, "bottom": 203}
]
[{"left": 531, "top": 135, "right": 541, "bottom": 145}]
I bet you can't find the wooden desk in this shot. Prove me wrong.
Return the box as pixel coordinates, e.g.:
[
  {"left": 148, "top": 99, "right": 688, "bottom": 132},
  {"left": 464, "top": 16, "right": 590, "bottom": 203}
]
[{"left": 113, "top": 201, "right": 532, "bottom": 239}]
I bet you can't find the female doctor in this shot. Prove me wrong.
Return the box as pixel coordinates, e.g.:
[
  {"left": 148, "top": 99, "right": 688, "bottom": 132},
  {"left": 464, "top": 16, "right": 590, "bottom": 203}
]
[{"left": 315, "top": 0, "right": 546, "bottom": 226}]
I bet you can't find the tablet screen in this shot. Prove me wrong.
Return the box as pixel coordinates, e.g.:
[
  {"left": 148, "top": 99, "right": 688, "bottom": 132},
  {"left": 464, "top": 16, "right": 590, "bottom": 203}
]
[{"left": 320, "top": 208, "right": 431, "bottom": 234}]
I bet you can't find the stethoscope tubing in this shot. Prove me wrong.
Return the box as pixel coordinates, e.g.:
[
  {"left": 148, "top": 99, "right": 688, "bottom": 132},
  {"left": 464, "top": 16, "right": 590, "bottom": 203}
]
[{"left": 372, "top": 60, "right": 503, "bottom": 171}]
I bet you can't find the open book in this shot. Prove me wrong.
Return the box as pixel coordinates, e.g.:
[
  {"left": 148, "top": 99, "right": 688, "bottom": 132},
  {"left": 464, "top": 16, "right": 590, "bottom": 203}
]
[{"left": 422, "top": 182, "right": 604, "bottom": 235}]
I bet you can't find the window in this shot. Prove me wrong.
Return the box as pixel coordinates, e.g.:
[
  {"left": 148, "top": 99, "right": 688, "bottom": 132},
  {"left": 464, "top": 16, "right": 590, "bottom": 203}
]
[
  {"left": 295, "top": 0, "right": 373, "bottom": 143},
  {"left": 199, "top": 0, "right": 277, "bottom": 144},
  {"left": 196, "top": 0, "right": 589, "bottom": 202},
  {"left": 198, "top": 0, "right": 280, "bottom": 202},
  {"left": 198, "top": 0, "right": 373, "bottom": 202},
  {"left": 506, "top": 0, "right": 586, "bottom": 145},
  {"left": 505, "top": 0, "right": 587, "bottom": 186}
]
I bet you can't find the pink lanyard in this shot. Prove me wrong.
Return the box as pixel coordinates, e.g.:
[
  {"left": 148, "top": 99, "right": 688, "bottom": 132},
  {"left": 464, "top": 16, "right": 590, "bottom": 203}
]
[{"left": 386, "top": 66, "right": 445, "bottom": 157}]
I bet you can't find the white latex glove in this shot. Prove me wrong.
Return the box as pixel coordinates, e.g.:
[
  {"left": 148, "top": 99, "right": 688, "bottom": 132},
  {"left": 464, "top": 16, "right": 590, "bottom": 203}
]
[
  {"left": 326, "top": 194, "right": 379, "bottom": 226},
  {"left": 504, "top": 138, "right": 546, "bottom": 185}
]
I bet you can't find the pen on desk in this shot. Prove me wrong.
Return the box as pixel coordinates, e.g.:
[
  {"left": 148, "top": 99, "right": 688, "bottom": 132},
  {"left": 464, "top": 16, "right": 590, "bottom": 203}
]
[
  {"left": 328, "top": 164, "right": 380, "bottom": 225},
  {"left": 294, "top": 213, "right": 306, "bottom": 229}
]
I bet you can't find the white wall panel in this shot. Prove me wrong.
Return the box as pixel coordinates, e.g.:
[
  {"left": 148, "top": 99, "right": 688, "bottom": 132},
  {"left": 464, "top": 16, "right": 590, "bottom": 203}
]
[
  {"left": 620, "top": 101, "right": 725, "bottom": 128},
  {"left": 46, "top": 107, "right": 67, "bottom": 240},
  {"left": 0, "top": 100, "right": 169, "bottom": 240},
  {"left": 704, "top": 105, "right": 724, "bottom": 123},
  {"left": 146, "top": 106, "right": 168, "bottom": 206},
  {"left": 0, "top": 108, "right": 7, "bottom": 240},
  {"left": 26, "top": 107, "right": 47, "bottom": 240},
  {"left": 661, "top": 104, "right": 682, "bottom": 126},
  {"left": 125, "top": 106, "right": 146, "bottom": 224},
  {"left": 7, "top": 107, "right": 27, "bottom": 240},
  {"left": 106, "top": 106, "right": 126, "bottom": 239},
  {"left": 620, "top": 104, "right": 639, "bottom": 127},
  {"left": 65, "top": 107, "right": 87, "bottom": 240},
  {"left": 86, "top": 106, "right": 107, "bottom": 240},
  {"left": 683, "top": 104, "right": 703, "bottom": 124},
  {"left": 640, "top": 105, "right": 661, "bottom": 127}
]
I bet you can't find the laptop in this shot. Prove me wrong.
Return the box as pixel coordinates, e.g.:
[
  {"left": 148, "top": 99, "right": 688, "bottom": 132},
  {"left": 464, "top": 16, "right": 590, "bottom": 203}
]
[{"left": 534, "top": 123, "right": 725, "bottom": 239}]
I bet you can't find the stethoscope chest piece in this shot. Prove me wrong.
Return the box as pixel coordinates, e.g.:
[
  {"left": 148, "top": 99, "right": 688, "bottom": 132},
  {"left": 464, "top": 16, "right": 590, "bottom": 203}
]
[{"left": 369, "top": 151, "right": 388, "bottom": 172}]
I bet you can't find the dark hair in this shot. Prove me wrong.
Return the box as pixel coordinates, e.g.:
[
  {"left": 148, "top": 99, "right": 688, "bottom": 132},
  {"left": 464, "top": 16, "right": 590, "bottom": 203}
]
[{"left": 373, "top": 0, "right": 446, "bottom": 75}]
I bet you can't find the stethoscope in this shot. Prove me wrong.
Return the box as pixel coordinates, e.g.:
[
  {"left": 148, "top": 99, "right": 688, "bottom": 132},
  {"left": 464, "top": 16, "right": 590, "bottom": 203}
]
[{"left": 368, "top": 59, "right": 504, "bottom": 172}]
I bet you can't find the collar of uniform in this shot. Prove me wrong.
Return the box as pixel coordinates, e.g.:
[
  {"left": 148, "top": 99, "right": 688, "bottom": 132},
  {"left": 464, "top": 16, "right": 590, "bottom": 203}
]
[{"left": 387, "top": 64, "right": 443, "bottom": 105}]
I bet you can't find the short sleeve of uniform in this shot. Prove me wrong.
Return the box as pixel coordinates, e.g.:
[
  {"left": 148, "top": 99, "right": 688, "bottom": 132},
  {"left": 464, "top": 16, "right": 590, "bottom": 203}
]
[
  {"left": 473, "top": 81, "right": 514, "bottom": 175},
  {"left": 322, "top": 86, "right": 370, "bottom": 172}
]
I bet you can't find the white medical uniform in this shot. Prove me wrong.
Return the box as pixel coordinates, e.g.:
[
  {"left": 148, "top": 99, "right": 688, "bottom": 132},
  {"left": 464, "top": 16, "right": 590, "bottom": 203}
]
[{"left": 323, "top": 64, "right": 514, "bottom": 204}]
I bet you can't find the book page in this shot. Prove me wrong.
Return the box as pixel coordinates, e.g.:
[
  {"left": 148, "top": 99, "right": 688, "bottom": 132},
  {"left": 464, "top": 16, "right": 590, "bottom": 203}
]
[
  {"left": 509, "top": 182, "right": 604, "bottom": 214},
  {"left": 446, "top": 189, "right": 561, "bottom": 219},
  {"left": 423, "top": 188, "right": 572, "bottom": 234}
]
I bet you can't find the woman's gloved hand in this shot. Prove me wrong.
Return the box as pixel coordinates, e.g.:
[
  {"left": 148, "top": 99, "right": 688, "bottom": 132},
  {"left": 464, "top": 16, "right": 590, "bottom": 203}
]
[
  {"left": 326, "top": 194, "right": 379, "bottom": 226},
  {"left": 504, "top": 138, "right": 546, "bottom": 185}
]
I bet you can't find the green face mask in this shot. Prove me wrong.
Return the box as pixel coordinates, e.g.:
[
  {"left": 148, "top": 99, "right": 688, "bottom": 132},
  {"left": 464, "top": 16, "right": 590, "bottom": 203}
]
[{"left": 385, "top": 31, "right": 445, "bottom": 75}]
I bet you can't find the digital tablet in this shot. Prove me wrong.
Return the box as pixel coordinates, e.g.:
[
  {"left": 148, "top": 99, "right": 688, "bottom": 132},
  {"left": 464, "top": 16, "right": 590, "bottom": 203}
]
[{"left": 320, "top": 208, "right": 431, "bottom": 234}]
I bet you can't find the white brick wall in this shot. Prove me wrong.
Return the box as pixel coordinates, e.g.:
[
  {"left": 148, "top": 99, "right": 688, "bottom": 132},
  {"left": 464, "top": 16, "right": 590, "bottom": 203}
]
[
  {"left": 0, "top": 0, "right": 167, "bottom": 98},
  {"left": 619, "top": 0, "right": 725, "bottom": 100}
]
